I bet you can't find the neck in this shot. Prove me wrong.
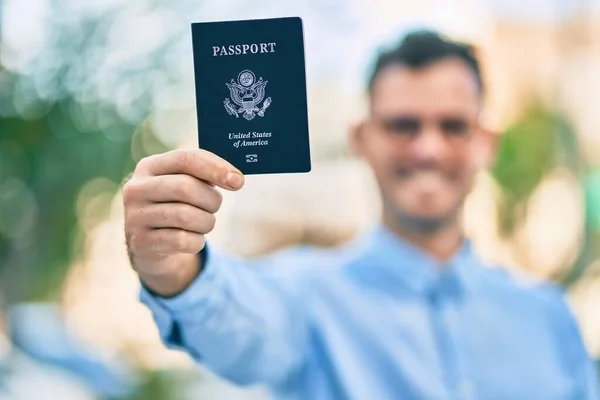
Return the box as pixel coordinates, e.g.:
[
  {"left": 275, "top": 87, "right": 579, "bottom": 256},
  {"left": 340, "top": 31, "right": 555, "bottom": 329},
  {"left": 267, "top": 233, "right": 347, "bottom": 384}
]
[{"left": 382, "top": 210, "right": 464, "bottom": 262}]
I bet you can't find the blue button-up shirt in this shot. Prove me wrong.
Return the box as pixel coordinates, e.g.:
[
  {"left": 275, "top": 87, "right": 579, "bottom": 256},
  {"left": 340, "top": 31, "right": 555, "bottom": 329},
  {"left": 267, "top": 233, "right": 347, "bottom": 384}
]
[{"left": 140, "top": 225, "right": 599, "bottom": 399}]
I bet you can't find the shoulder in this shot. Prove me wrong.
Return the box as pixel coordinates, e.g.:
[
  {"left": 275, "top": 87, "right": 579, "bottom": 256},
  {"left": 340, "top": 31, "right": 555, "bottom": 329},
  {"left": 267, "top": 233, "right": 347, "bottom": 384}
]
[
  {"left": 484, "top": 265, "right": 594, "bottom": 371},
  {"left": 473, "top": 263, "right": 590, "bottom": 364},
  {"left": 473, "top": 261, "right": 576, "bottom": 327}
]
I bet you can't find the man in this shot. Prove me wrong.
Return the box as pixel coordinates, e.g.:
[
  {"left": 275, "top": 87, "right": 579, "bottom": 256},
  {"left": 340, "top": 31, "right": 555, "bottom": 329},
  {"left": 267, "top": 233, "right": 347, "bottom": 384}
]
[{"left": 123, "top": 31, "right": 599, "bottom": 399}]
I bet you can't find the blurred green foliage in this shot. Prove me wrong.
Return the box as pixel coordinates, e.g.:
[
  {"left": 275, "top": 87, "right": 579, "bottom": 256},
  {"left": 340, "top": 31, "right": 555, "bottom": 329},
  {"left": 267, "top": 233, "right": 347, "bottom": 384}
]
[
  {"left": 491, "top": 100, "right": 599, "bottom": 285},
  {"left": 585, "top": 169, "right": 600, "bottom": 232},
  {"left": 116, "top": 370, "right": 186, "bottom": 400},
  {"left": 492, "top": 102, "right": 582, "bottom": 236},
  {"left": 0, "top": 0, "right": 176, "bottom": 303},
  {"left": 0, "top": 56, "right": 175, "bottom": 400},
  {"left": 1, "top": 101, "right": 138, "bottom": 302}
]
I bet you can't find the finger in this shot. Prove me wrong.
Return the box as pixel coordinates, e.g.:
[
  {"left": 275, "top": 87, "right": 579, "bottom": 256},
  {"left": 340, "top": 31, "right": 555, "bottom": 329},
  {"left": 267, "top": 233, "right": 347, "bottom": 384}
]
[
  {"left": 139, "top": 149, "right": 244, "bottom": 190},
  {"left": 136, "top": 175, "right": 223, "bottom": 213},
  {"left": 142, "top": 228, "right": 206, "bottom": 256},
  {"left": 135, "top": 203, "right": 216, "bottom": 233}
]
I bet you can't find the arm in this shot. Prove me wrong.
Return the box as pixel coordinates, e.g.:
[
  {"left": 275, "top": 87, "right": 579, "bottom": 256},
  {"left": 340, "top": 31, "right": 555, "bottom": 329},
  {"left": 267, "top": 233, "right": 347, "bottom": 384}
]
[
  {"left": 139, "top": 245, "right": 306, "bottom": 387},
  {"left": 123, "top": 149, "right": 306, "bottom": 387},
  {"left": 585, "top": 359, "right": 600, "bottom": 400},
  {"left": 550, "top": 292, "right": 599, "bottom": 399}
]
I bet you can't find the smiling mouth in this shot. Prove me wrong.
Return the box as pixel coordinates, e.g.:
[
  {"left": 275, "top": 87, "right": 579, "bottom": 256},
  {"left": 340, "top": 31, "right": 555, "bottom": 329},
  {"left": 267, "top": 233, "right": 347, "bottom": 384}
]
[{"left": 395, "top": 168, "right": 456, "bottom": 182}]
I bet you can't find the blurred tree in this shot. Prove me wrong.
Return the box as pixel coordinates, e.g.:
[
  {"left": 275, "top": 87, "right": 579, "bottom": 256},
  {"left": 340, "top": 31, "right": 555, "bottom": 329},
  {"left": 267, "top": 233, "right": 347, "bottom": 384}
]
[
  {"left": 0, "top": 1, "right": 177, "bottom": 396},
  {"left": 491, "top": 99, "right": 598, "bottom": 285},
  {"left": 585, "top": 169, "right": 600, "bottom": 233},
  {"left": 562, "top": 168, "right": 600, "bottom": 286},
  {"left": 120, "top": 370, "right": 187, "bottom": 400},
  {"left": 492, "top": 101, "right": 580, "bottom": 236},
  {"left": 0, "top": 3, "right": 173, "bottom": 302},
  {"left": 0, "top": 101, "right": 170, "bottom": 303}
]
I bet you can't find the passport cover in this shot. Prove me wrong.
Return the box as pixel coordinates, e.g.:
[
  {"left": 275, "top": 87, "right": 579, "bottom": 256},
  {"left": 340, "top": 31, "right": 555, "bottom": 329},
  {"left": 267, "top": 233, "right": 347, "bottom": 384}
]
[{"left": 191, "top": 17, "right": 311, "bottom": 174}]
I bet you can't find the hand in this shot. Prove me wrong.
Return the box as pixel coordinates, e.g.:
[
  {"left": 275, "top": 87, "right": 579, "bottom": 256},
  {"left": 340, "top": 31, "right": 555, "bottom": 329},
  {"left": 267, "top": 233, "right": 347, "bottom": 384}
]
[{"left": 123, "top": 148, "right": 244, "bottom": 297}]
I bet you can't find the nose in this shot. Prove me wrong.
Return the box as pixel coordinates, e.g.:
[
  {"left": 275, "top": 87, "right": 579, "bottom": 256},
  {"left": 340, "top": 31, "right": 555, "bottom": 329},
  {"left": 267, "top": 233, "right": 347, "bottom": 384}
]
[{"left": 409, "top": 128, "right": 449, "bottom": 163}]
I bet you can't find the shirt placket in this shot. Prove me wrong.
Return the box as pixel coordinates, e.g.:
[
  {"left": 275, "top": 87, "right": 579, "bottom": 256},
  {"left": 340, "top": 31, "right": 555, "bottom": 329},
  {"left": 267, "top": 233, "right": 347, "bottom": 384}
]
[{"left": 428, "top": 273, "right": 475, "bottom": 400}]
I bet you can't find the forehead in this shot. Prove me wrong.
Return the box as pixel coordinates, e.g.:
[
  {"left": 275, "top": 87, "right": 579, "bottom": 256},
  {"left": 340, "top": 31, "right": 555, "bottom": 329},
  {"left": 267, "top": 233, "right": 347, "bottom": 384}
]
[{"left": 370, "top": 58, "right": 481, "bottom": 116}]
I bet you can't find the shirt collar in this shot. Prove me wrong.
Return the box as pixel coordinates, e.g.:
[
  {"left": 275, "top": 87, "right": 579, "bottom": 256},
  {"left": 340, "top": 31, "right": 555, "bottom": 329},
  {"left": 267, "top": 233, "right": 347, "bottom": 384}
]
[{"left": 348, "top": 224, "right": 478, "bottom": 295}]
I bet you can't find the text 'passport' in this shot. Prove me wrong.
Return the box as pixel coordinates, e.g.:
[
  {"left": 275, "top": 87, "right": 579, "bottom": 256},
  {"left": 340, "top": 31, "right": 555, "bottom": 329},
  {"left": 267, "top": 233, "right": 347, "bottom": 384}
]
[{"left": 191, "top": 17, "right": 311, "bottom": 174}]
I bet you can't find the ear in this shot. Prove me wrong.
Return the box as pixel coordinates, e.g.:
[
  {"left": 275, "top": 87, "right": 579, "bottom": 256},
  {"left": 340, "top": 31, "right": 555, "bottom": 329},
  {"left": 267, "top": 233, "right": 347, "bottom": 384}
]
[{"left": 349, "top": 119, "right": 367, "bottom": 158}]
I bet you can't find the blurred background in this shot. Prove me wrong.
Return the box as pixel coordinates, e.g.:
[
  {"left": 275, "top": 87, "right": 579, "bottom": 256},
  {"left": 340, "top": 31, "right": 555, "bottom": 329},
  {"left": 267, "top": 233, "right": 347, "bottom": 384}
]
[{"left": 1, "top": 0, "right": 600, "bottom": 398}]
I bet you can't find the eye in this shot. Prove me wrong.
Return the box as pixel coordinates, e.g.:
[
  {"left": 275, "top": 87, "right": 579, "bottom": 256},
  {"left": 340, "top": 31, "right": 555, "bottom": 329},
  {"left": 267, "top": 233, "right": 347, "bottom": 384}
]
[
  {"left": 384, "top": 117, "right": 421, "bottom": 136},
  {"left": 440, "top": 118, "right": 470, "bottom": 136}
]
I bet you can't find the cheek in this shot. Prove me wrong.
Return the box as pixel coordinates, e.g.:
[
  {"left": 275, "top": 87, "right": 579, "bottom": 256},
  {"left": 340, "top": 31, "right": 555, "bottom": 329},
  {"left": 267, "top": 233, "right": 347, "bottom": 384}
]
[
  {"left": 363, "top": 134, "right": 392, "bottom": 163},
  {"left": 365, "top": 141, "right": 404, "bottom": 179}
]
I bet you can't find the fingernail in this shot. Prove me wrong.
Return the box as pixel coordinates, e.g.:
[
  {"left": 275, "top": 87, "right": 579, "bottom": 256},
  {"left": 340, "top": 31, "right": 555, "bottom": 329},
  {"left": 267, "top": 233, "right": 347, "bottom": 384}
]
[{"left": 226, "top": 172, "right": 243, "bottom": 189}]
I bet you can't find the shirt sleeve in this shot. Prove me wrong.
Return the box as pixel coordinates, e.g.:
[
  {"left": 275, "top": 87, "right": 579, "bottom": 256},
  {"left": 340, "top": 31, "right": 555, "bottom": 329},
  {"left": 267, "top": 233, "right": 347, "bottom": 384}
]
[
  {"left": 139, "top": 244, "right": 308, "bottom": 387},
  {"left": 550, "top": 291, "right": 600, "bottom": 400},
  {"left": 585, "top": 357, "right": 600, "bottom": 400}
]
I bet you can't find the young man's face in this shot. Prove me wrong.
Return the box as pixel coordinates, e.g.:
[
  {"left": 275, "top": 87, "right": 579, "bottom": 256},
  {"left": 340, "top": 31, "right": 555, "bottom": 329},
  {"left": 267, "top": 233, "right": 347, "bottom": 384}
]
[{"left": 353, "top": 58, "right": 494, "bottom": 232}]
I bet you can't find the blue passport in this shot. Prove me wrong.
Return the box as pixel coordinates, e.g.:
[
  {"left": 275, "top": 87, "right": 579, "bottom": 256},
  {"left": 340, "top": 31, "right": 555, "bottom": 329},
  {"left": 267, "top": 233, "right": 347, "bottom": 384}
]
[{"left": 191, "top": 17, "right": 311, "bottom": 174}]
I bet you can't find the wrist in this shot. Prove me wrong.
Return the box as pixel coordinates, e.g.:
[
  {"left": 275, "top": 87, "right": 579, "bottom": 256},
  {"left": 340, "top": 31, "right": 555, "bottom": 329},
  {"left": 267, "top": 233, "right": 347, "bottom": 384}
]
[{"left": 138, "top": 253, "right": 201, "bottom": 298}]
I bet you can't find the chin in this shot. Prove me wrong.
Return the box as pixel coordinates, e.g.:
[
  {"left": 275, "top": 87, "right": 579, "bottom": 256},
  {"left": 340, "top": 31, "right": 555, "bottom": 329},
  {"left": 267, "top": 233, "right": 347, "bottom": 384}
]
[
  {"left": 388, "top": 200, "right": 459, "bottom": 233},
  {"left": 382, "top": 191, "right": 462, "bottom": 232},
  {"left": 395, "top": 211, "right": 455, "bottom": 234}
]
